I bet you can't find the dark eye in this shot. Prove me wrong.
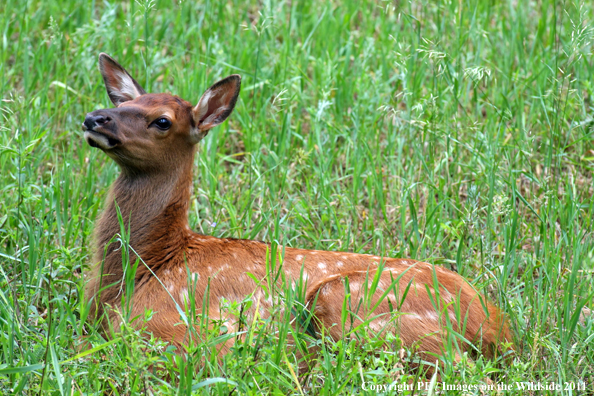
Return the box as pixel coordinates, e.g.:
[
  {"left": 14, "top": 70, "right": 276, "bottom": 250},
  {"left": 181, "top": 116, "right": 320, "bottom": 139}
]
[{"left": 153, "top": 118, "right": 172, "bottom": 130}]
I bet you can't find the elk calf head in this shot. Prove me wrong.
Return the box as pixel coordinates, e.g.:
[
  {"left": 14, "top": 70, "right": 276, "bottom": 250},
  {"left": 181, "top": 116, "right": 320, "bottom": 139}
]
[{"left": 82, "top": 53, "right": 241, "bottom": 173}]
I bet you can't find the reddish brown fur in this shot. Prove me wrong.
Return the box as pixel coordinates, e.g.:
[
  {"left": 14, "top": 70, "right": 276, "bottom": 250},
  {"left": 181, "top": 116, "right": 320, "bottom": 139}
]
[{"left": 84, "top": 54, "right": 512, "bottom": 368}]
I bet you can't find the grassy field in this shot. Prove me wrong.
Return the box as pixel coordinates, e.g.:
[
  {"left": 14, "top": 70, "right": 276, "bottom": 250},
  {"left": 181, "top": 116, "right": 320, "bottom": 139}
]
[{"left": 1, "top": 0, "right": 594, "bottom": 394}]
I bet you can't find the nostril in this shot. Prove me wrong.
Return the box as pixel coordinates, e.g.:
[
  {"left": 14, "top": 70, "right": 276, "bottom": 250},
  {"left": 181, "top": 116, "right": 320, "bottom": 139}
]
[
  {"left": 84, "top": 114, "right": 111, "bottom": 130},
  {"left": 96, "top": 115, "right": 111, "bottom": 125}
]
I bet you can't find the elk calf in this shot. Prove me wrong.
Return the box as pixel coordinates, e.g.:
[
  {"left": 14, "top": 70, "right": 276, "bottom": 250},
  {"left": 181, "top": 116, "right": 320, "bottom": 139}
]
[{"left": 83, "top": 53, "right": 511, "bottom": 370}]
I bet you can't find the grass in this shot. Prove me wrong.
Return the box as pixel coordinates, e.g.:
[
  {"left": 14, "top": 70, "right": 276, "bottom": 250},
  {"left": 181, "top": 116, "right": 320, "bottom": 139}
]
[{"left": 1, "top": 0, "right": 594, "bottom": 394}]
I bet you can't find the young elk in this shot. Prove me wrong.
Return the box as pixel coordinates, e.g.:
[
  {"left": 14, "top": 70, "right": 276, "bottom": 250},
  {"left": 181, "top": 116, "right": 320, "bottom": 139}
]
[{"left": 84, "top": 53, "right": 511, "bottom": 371}]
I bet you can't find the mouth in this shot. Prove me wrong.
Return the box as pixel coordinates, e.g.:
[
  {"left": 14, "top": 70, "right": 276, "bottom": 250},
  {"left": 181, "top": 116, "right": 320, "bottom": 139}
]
[{"left": 82, "top": 128, "right": 121, "bottom": 150}]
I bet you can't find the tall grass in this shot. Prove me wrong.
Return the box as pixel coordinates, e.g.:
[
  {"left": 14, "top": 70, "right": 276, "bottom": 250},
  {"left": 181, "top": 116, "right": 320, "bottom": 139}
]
[{"left": 1, "top": 0, "right": 593, "bottom": 394}]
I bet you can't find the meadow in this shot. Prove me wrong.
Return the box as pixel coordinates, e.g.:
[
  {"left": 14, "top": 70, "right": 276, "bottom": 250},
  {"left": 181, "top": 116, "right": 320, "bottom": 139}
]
[{"left": 1, "top": 0, "right": 594, "bottom": 394}]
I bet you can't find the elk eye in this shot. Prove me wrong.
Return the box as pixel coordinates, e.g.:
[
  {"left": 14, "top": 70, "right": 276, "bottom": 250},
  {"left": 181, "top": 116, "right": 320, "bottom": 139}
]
[{"left": 153, "top": 118, "right": 172, "bottom": 130}]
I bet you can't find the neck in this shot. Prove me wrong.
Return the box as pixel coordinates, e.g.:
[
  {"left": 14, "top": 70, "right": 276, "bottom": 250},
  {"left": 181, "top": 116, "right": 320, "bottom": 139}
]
[{"left": 93, "top": 152, "right": 195, "bottom": 280}]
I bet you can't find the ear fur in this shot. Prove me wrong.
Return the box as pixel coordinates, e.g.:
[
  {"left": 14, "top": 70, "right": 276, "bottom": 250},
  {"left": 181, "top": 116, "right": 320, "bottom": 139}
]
[
  {"left": 190, "top": 75, "right": 241, "bottom": 144},
  {"left": 98, "top": 53, "right": 146, "bottom": 106}
]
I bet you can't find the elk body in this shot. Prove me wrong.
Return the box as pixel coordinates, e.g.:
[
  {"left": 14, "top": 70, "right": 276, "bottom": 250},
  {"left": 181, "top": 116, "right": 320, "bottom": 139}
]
[{"left": 84, "top": 54, "right": 511, "bottom": 369}]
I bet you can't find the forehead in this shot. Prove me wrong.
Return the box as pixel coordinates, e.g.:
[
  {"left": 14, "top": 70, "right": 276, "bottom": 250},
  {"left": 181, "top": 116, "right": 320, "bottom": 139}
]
[{"left": 121, "top": 93, "right": 193, "bottom": 114}]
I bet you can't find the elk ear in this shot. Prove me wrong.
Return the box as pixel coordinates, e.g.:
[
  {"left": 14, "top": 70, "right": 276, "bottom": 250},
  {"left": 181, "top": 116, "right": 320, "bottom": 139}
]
[
  {"left": 190, "top": 75, "right": 241, "bottom": 144},
  {"left": 98, "top": 53, "right": 146, "bottom": 106}
]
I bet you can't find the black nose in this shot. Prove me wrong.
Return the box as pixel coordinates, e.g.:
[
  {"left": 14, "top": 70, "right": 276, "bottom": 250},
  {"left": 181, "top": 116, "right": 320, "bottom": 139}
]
[{"left": 84, "top": 113, "right": 111, "bottom": 130}]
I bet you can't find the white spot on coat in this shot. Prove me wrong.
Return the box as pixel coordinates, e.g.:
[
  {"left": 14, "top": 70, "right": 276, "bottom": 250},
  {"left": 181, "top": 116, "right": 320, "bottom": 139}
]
[
  {"left": 404, "top": 313, "right": 423, "bottom": 320},
  {"left": 370, "top": 319, "right": 388, "bottom": 332},
  {"left": 442, "top": 290, "right": 452, "bottom": 303},
  {"left": 449, "top": 312, "right": 458, "bottom": 324},
  {"left": 424, "top": 311, "right": 439, "bottom": 321},
  {"left": 179, "top": 288, "right": 189, "bottom": 303}
]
